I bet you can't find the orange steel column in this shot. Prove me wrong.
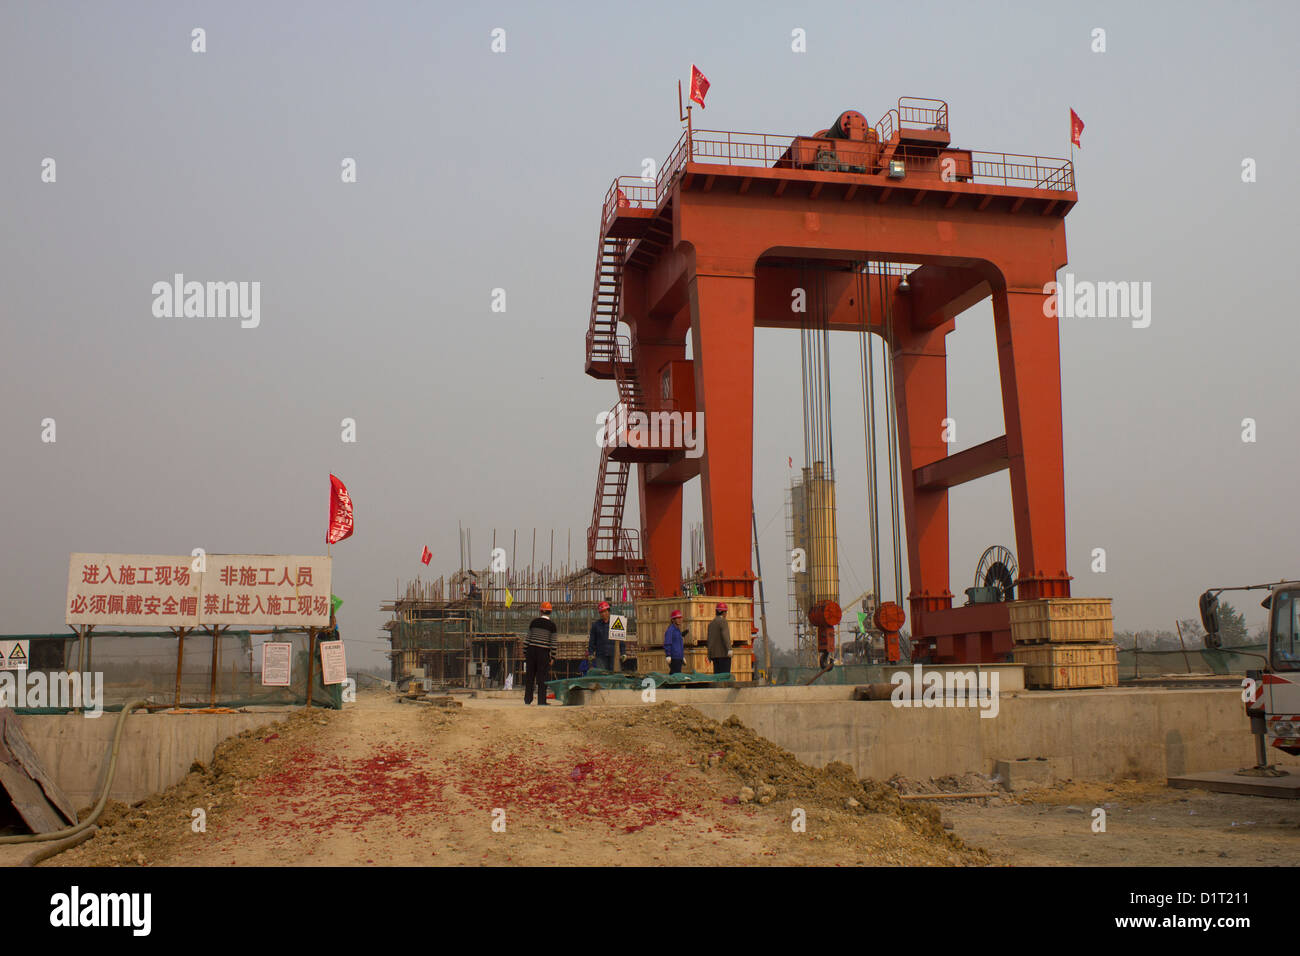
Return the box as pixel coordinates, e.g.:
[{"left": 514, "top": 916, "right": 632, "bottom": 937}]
[
  {"left": 635, "top": 337, "right": 687, "bottom": 596},
  {"left": 892, "top": 317, "right": 956, "bottom": 624},
  {"left": 639, "top": 482, "right": 682, "bottom": 596},
  {"left": 993, "top": 286, "right": 1071, "bottom": 600},
  {"left": 688, "top": 269, "right": 756, "bottom": 598}
]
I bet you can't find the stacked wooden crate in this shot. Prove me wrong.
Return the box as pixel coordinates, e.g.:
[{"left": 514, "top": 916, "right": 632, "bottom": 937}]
[
  {"left": 1008, "top": 597, "right": 1118, "bottom": 689},
  {"left": 632, "top": 596, "right": 753, "bottom": 682}
]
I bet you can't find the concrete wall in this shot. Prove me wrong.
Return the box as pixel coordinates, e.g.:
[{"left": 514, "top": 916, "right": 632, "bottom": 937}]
[
  {"left": 575, "top": 685, "right": 1300, "bottom": 782},
  {"left": 17, "top": 710, "right": 289, "bottom": 807}
]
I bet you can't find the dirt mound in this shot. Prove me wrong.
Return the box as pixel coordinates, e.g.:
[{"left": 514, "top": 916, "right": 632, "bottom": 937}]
[
  {"left": 584, "top": 703, "right": 987, "bottom": 863},
  {"left": 55, "top": 708, "right": 338, "bottom": 867}
]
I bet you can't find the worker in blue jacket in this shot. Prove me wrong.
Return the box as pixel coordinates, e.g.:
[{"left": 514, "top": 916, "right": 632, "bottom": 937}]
[
  {"left": 663, "top": 609, "right": 687, "bottom": 674},
  {"left": 587, "top": 600, "right": 616, "bottom": 671}
]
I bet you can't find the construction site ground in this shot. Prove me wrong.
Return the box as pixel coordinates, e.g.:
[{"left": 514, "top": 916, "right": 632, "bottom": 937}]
[{"left": 5, "top": 690, "right": 1297, "bottom": 867}]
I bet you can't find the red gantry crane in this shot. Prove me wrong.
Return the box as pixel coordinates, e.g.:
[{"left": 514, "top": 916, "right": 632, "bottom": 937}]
[{"left": 585, "top": 97, "right": 1078, "bottom": 664}]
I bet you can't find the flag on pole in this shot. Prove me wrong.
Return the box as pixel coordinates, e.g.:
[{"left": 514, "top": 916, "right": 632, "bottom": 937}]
[
  {"left": 787, "top": 456, "right": 793, "bottom": 468},
  {"left": 505, "top": 588, "right": 514, "bottom": 609},
  {"left": 420, "top": 546, "right": 432, "bottom": 565},
  {"left": 327, "top": 474, "right": 353, "bottom": 544},
  {"left": 689, "top": 65, "right": 710, "bottom": 108},
  {"left": 616, "top": 188, "right": 630, "bottom": 208},
  {"left": 1069, "top": 108, "right": 1085, "bottom": 147}
]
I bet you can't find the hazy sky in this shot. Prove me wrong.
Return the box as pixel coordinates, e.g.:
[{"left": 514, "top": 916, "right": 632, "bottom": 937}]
[{"left": 2, "top": 1, "right": 1296, "bottom": 669}]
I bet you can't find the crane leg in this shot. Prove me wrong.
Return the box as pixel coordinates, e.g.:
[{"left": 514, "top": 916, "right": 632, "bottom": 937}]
[
  {"left": 689, "top": 270, "right": 757, "bottom": 598},
  {"left": 994, "top": 287, "right": 1071, "bottom": 600}
]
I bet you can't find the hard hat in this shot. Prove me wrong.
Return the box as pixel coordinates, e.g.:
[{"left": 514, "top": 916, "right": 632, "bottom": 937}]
[
  {"left": 716, "top": 602, "right": 728, "bottom": 613},
  {"left": 540, "top": 601, "right": 552, "bottom": 612},
  {"left": 670, "top": 609, "right": 683, "bottom": 619},
  {"left": 598, "top": 601, "right": 611, "bottom": 611}
]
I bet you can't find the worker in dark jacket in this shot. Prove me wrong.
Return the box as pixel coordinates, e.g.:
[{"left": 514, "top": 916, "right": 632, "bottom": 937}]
[
  {"left": 587, "top": 600, "right": 615, "bottom": 671},
  {"left": 523, "top": 602, "right": 558, "bottom": 705},
  {"left": 707, "top": 602, "right": 731, "bottom": 675},
  {"left": 663, "top": 609, "right": 686, "bottom": 674}
]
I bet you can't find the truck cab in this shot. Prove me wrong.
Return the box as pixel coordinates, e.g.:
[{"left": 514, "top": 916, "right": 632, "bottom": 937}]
[{"left": 1202, "top": 580, "right": 1300, "bottom": 757}]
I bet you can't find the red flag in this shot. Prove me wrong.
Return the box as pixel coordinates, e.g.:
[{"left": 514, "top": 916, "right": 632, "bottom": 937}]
[
  {"left": 327, "top": 474, "right": 353, "bottom": 544},
  {"left": 616, "top": 188, "right": 630, "bottom": 209},
  {"left": 420, "top": 546, "right": 432, "bottom": 566},
  {"left": 1069, "top": 108, "right": 1084, "bottom": 147},
  {"left": 689, "top": 65, "right": 710, "bottom": 109},
  {"left": 787, "top": 456, "right": 793, "bottom": 468}
]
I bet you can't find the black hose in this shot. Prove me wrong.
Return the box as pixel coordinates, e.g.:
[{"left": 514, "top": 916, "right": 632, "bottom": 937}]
[{"left": 20, "top": 825, "right": 98, "bottom": 866}]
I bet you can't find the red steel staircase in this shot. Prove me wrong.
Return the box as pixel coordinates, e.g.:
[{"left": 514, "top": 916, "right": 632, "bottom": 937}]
[
  {"left": 584, "top": 235, "right": 626, "bottom": 380},
  {"left": 584, "top": 232, "right": 654, "bottom": 599}
]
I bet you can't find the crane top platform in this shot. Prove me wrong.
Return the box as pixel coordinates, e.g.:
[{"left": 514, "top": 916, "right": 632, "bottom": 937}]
[{"left": 601, "top": 96, "right": 1076, "bottom": 245}]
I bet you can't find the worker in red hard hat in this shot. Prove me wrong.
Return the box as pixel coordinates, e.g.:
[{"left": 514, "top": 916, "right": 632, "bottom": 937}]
[
  {"left": 707, "top": 602, "right": 731, "bottom": 676},
  {"left": 587, "top": 600, "right": 616, "bottom": 672},
  {"left": 663, "top": 609, "right": 687, "bottom": 674},
  {"left": 523, "top": 601, "right": 557, "bottom": 705}
]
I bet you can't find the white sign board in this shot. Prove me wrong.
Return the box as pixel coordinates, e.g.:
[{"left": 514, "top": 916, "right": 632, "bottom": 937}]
[
  {"left": 66, "top": 554, "right": 201, "bottom": 627},
  {"left": 201, "top": 555, "right": 332, "bottom": 627},
  {"left": 66, "top": 554, "right": 332, "bottom": 628},
  {"left": 0, "top": 641, "right": 30, "bottom": 671},
  {"left": 608, "top": 614, "right": 628, "bottom": 642},
  {"left": 319, "top": 640, "right": 347, "bottom": 685},
  {"left": 261, "top": 642, "right": 292, "bottom": 687}
]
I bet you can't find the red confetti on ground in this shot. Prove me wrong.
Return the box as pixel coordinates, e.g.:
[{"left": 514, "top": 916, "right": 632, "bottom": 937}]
[
  {"left": 239, "top": 745, "right": 445, "bottom": 838},
  {"left": 443, "top": 743, "right": 718, "bottom": 833}
]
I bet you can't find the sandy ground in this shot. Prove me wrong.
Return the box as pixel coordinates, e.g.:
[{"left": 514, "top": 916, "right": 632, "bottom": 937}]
[
  {"left": 24, "top": 691, "right": 975, "bottom": 867},
  {"left": 5, "top": 691, "right": 1297, "bottom": 867},
  {"left": 942, "top": 780, "right": 1300, "bottom": 866}
]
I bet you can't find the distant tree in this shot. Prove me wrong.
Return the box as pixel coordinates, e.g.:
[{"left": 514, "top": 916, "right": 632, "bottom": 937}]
[
  {"left": 1177, "top": 618, "right": 1206, "bottom": 648},
  {"left": 769, "top": 646, "right": 802, "bottom": 668},
  {"left": 1215, "top": 601, "right": 1249, "bottom": 646}
]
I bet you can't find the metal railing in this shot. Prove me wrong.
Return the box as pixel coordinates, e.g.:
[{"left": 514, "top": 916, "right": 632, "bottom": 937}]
[
  {"left": 601, "top": 178, "right": 656, "bottom": 230},
  {"left": 875, "top": 110, "right": 896, "bottom": 144},
  {"left": 966, "top": 150, "right": 1074, "bottom": 191},
  {"left": 897, "top": 96, "right": 949, "bottom": 131},
  {"left": 600, "top": 105, "right": 1074, "bottom": 225},
  {"left": 587, "top": 526, "right": 644, "bottom": 563},
  {"left": 683, "top": 132, "right": 1076, "bottom": 192}
]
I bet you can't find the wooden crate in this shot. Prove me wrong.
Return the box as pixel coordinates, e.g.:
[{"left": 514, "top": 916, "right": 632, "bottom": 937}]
[
  {"left": 633, "top": 644, "right": 752, "bottom": 682},
  {"left": 1008, "top": 597, "right": 1114, "bottom": 645},
  {"left": 634, "top": 596, "right": 753, "bottom": 648},
  {"left": 1012, "top": 642, "right": 1118, "bottom": 689}
]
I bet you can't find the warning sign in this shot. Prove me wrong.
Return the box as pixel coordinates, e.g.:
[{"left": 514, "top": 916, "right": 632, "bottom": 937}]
[
  {"left": 608, "top": 615, "right": 628, "bottom": 642},
  {"left": 1, "top": 641, "right": 29, "bottom": 671},
  {"left": 319, "top": 640, "right": 347, "bottom": 685},
  {"left": 261, "top": 642, "right": 292, "bottom": 687}
]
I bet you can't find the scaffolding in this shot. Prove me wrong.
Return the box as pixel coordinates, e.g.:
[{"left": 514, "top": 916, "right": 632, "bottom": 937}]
[{"left": 380, "top": 553, "right": 638, "bottom": 689}]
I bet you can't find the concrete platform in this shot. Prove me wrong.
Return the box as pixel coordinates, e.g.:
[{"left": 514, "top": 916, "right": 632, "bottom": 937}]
[
  {"left": 1167, "top": 769, "right": 1300, "bottom": 799},
  {"left": 573, "top": 684, "right": 1300, "bottom": 784},
  {"left": 16, "top": 710, "right": 290, "bottom": 806}
]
